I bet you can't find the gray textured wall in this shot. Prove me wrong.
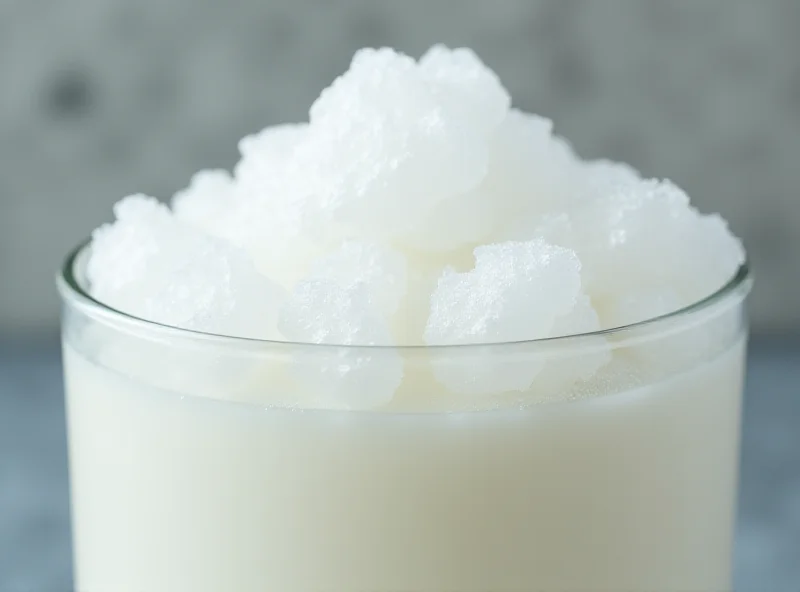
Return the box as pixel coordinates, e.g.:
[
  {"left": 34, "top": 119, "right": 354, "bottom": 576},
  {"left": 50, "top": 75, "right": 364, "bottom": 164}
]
[{"left": 1, "top": 0, "right": 798, "bottom": 337}]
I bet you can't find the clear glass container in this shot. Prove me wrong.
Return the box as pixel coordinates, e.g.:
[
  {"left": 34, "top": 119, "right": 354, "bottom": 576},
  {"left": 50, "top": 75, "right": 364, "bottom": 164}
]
[{"left": 58, "top": 241, "right": 752, "bottom": 592}]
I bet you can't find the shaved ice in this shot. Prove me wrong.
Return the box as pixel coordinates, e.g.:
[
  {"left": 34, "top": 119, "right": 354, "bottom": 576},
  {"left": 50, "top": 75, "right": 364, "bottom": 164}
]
[{"left": 85, "top": 45, "right": 745, "bottom": 408}]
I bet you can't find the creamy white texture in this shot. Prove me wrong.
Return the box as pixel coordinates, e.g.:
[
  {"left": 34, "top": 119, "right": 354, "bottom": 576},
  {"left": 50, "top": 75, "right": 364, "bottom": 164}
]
[{"left": 64, "top": 334, "right": 745, "bottom": 592}]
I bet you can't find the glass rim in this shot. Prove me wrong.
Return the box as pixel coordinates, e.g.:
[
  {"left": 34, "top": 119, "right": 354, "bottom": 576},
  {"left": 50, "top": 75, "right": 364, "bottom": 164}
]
[{"left": 57, "top": 239, "right": 753, "bottom": 352}]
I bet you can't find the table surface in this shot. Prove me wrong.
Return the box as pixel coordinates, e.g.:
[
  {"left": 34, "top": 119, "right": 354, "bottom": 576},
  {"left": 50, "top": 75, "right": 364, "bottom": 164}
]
[{"left": 1, "top": 338, "right": 798, "bottom": 591}]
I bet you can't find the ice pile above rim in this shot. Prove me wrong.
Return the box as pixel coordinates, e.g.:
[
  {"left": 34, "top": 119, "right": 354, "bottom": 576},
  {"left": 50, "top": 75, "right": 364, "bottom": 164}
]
[{"left": 83, "top": 45, "right": 745, "bottom": 407}]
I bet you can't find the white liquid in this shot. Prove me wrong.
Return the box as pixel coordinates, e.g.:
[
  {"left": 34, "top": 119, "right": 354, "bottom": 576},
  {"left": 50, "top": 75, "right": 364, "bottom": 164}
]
[{"left": 64, "top": 338, "right": 745, "bottom": 592}]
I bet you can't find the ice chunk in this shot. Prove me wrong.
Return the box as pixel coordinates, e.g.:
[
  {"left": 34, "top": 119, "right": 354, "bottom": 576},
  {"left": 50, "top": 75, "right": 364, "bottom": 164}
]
[
  {"left": 148, "top": 240, "right": 285, "bottom": 340},
  {"left": 234, "top": 123, "right": 308, "bottom": 191},
  {"left": 200, "top": 182, "right": 328, "bottom": 290},
  {"left": 424, "top": 239, "right": 605, "bottom": 395},
  {"left": 555, "top": 175, "right": 745, "bottom": 327},
  {"left": 301, "top": 46, "right": 509, "bottom": 247},
  {"left": 308, "top": 241, "right": 407, "bottom": 316},
  {"left": 88, "top": 194, "right": 186, "bottom": 306},
  {"left": 238, "top": 123, "right": 308, "bottom": 162},
  {"left": 167, "top": 124, "right": 322, "bottom": 290},
  {"left": 550, "top": 294, "right": 603, "bottom": 338},
  {"left": 490, "top": 111, "right": 578, "bottom": 215},
  {"left": 171, "top": 169, "right": 235, "bottom": 236},
  {"left": 486, "top": 110, "right": 581, "bottom": 244},
  {"left": 503, "top": 158, "right": 640, "bottom": 244},
  {"left": 680, "top": 212, "right": 747, "bottom": 303},
  {"left": 278, "top": 280, "right": 393, "bottom": 347},
  {"left": 521, "top": 168, "right": 748, "bottom": 373},
  {"left": 405, "top": 109, "right": 579, "bottom": 251},
  {"left": 210, "top": 124, "right": 335, "bottom": 288},
  {"left": 400, "top": 184, "right": 498, "bottom": 252},
  {"left": 277, "top": 279, "right": 403, "bottom": 409},
  {"left": 417, "top": 45, "right": 509, "bottom": 136},
  {"left": 425, "top": 240, "right": 581, "bottom": 345},
  {"left": 579, "top": 158, "right": 642, "bottom": 200},
  {"left": 390, "top": 248, "right": 475, "bottom": 345},
  {"left": 87, "top": 194, "right": 284, "bottom": 340},
  {"left": 213, "top": 192, "right": 331, "bottom": 289}
]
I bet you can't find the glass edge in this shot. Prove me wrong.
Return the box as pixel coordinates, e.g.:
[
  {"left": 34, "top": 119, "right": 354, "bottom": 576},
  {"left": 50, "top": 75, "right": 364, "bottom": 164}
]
[{"left": 56, "top": 239, "right": 753, "bottom": 352}]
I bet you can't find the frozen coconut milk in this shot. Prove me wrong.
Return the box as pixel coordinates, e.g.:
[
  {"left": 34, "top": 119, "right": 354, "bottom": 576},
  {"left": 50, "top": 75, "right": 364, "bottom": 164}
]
[{"left": 58, "top": 46, "right": 751, "bottom": 592}]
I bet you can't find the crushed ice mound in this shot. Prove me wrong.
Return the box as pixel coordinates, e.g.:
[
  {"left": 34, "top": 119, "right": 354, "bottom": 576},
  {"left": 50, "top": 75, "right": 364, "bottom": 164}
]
[
  {"left": 88, "top": 195, "right": 285, "bottom": 340},
  {"left": 84, "top": 45, "right": 746, "bottom": 409}
]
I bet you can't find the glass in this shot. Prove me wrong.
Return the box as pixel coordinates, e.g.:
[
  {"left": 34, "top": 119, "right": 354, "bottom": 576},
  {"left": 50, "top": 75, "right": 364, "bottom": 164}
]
[{"left": 58, "top": 240, "right": 752, "bottom": 592}]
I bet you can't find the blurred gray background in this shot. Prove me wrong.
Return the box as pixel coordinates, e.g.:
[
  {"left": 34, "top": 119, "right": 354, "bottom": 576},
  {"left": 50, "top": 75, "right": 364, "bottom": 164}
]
[{"left": 0, "top": 1, "right": 798, "bottom": 590}]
